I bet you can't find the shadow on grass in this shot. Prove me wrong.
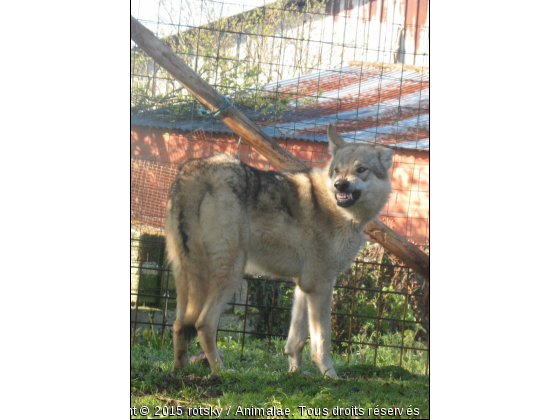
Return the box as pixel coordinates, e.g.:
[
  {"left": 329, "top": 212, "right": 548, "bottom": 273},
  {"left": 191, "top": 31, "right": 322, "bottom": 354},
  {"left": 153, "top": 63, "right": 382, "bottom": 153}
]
[
  {"left": 131, "top": 339, "right": 429, "bottom": 419},
  {"left": 338, "top": 364, "right": 421, "bottom": 380}
]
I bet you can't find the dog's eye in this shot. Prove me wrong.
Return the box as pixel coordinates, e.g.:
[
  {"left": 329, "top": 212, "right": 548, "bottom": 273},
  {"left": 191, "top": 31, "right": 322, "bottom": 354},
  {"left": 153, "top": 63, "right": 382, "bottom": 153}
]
[
  {"left": 334, "top": 168, "right": 340, "bottom": 174},
  {"left": 357, "top": 167, "right": 367, "bottom": 173}
]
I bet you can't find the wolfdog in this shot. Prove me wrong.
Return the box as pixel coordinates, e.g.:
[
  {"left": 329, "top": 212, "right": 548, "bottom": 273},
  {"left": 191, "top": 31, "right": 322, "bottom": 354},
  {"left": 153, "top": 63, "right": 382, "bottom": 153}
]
[{"left": 165, "top": 124, "right": 393, "bottom": 378}]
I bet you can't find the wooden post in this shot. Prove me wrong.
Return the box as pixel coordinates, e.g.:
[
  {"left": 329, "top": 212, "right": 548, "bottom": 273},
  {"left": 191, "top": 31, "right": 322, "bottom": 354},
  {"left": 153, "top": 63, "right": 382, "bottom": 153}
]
[
  {"left": 364, "top": 223, "right": 429, "bottom": 281},
  {"left": 130, "top": 16, "right": 429, "bottom": 281}
]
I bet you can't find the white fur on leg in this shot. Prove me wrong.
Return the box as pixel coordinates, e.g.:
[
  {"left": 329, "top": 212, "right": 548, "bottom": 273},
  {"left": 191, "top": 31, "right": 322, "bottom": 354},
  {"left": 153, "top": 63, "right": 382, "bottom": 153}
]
[
  {"left": 284, "top": 286, "right": 309, "bottom": 372},
  {"left": 306, "top": 287, "right": 338, "bottom": 379}
]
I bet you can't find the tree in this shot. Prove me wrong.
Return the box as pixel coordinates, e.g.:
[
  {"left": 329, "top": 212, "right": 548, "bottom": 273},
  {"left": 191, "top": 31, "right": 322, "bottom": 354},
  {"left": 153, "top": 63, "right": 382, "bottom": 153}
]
[{"left": 131, "top": 0, "right": 326, "bottom": 121}]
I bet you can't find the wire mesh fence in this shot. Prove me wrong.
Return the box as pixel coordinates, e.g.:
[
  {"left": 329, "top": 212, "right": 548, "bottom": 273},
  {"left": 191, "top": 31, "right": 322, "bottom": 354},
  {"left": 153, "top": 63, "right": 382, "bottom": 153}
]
[
  {"left": 131, "top": 0, "right": 429, "bottom": 374},
  {"left": 131, "top": 219, "right": 429, "bottom": 374}
]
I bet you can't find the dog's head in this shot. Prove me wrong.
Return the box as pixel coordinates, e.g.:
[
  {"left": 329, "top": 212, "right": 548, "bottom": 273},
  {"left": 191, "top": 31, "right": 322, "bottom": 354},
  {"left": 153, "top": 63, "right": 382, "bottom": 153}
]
[{"left": 326, "top": 124, "right": 394, "bottom": 217}]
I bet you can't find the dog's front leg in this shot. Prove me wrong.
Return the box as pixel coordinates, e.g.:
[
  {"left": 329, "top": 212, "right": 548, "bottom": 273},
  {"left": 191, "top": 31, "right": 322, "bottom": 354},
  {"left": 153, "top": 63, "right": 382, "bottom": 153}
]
[
  {"left": 306, "top": 284, "right": 338, "bottom": 379},
  {"left": 284, "top": 285, "right": 308, "bottom": 372}
]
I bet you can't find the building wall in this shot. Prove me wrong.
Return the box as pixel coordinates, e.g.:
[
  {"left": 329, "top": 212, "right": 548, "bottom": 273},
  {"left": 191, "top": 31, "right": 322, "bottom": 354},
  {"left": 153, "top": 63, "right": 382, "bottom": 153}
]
[
  {"left": 143, "top": 0, "right": 429, "bottom": 98},
  {"left": 231, "top": 0, "right": 429, "bottom": 84},
  {"left": 131, "top": 125, "right": 428, "bottom": 243},
  {"left": 383, "top": 148, "right": 428, "bottom": 244},
  {"left": 319, "top": 0, "right": 430, "bottom": 66}
]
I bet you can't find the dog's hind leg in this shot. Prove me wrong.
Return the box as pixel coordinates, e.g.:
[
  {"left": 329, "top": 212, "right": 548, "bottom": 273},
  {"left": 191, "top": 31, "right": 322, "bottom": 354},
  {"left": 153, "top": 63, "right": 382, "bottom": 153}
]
[
  {"left": 171, "top": 268, "right": 204, "bottom": 372},
  {"left": 195, "top": 255, "right": 245, "bottom": 376},
  {"left": 284, "top": 285, "right": 309, "bottom": 372},
  {"left": 172, "top": 290, "right": 189, "bottom": 371},
  {"left": 195, "top": 193, "right": 248, "bottom": 376}
]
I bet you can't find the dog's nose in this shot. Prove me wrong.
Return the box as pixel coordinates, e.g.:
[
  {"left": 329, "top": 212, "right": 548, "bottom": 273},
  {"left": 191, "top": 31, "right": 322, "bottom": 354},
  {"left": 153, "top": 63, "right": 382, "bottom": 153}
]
[{"left": 334, "top": 179, "right": 350, "bottom": 192}]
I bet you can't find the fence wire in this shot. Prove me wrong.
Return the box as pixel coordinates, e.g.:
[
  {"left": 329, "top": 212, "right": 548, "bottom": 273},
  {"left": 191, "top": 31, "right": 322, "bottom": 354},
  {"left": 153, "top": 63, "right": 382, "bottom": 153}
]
[{"left": 131, "top": 0, "right": 429, "bottom": 374}]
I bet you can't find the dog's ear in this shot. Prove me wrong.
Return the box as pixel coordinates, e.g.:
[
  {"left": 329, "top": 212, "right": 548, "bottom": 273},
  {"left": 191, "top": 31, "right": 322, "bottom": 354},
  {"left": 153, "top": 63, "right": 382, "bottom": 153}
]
[
  {"left": 377, "top": 147, "right": 395, "bottom": 171},
  {"left": 327, "top": 123, "right": 345, "bottom": 155}
]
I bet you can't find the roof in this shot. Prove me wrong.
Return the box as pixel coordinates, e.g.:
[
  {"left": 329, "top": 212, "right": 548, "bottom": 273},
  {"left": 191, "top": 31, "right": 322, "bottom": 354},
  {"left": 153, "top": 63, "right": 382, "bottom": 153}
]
[{"left": 131, "top": 64, "right": 429, "bottom": 151}]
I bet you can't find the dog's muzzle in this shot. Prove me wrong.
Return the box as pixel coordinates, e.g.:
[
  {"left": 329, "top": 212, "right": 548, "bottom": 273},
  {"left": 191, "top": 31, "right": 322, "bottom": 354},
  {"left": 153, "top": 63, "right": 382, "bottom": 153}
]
[{"left": 335, "top": 190, "right": 361, "bottom": 207}]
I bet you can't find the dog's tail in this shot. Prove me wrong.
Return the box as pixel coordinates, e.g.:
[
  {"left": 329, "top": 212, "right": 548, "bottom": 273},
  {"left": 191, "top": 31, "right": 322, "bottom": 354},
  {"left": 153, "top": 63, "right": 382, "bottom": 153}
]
[
  {"left": 165, "top": 184, "right": 210, "bottom": 341},
  {"left": 165, "top": 218, "right": 206, "bottom": 343}
]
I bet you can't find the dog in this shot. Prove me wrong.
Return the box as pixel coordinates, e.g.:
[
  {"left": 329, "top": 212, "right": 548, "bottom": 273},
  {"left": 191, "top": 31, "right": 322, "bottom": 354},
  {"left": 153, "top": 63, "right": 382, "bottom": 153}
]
[{"left": 165, "top": 124, "right": 394, "bottom": 378}]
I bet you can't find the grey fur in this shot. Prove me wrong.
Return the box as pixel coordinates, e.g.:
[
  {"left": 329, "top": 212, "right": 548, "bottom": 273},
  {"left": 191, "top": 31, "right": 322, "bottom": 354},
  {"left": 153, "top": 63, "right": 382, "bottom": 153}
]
[{"left": 165, "top": 124, "right": 393, "bottom": 378}]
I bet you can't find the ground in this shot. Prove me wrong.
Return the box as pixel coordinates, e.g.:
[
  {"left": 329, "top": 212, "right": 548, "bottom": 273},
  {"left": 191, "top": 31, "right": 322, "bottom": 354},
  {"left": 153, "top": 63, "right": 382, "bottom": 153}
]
[{"left": 131, "top": 333, "right": 429, "bottom": 419}]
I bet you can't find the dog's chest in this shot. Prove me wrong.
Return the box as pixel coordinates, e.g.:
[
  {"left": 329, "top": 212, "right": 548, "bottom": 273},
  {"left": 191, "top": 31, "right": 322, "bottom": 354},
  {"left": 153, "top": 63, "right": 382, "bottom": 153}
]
[
  {"left": 245, "top": 221, "right": 364, "bottom": 278},
  {"left": 331, "top": 229, "right": 365, "bottom": 271}
]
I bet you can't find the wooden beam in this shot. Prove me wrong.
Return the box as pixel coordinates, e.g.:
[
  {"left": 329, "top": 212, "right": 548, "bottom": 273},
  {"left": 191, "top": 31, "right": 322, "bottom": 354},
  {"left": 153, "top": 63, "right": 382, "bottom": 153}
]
[
  {"left": 131, "top": 16, "right": 305, "bottom": 172},
  {"left": 365, "top": 223, "right": 429, "bottom": 280},
  {"left": 130, "top": 16, "right": 429, "bottom": 281}
]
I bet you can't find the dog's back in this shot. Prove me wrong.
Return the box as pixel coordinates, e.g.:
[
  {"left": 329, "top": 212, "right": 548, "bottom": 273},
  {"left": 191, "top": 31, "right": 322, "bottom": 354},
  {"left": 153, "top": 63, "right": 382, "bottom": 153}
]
[{"left": 165, "top": 153, "right": 315, "bottom": 372}]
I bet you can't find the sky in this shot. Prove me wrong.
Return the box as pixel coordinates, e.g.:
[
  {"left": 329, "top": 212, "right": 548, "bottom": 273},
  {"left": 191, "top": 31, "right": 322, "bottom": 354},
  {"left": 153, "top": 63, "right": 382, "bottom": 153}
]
[{"left": 132, "top": 0, "right": 279, "bottom": 36}]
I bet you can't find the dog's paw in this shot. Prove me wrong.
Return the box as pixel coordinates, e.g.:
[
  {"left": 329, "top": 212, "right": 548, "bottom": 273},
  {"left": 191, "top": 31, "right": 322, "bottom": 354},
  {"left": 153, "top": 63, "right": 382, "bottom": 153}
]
[
  {"left": 189, "top": 349, "right": 225, "bottom": 365},
  {"left": 189, "top": 351, "right": 207, "bottom": 365},
  {"left": 322, "top": 367, "right": 339, "bottom": 379}
]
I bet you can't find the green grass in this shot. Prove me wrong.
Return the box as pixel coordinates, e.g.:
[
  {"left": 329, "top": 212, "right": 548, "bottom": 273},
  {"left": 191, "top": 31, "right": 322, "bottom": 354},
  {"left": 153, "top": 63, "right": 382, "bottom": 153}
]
[{"left": 131, "top": 335, "right": 429, "bottom": 419}]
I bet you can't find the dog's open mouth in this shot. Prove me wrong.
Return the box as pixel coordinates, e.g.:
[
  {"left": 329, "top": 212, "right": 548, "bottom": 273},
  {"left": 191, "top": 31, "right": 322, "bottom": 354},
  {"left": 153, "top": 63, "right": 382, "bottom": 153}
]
[{"left": 335, "top": 190, "right": 361, "bottom": 207}]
